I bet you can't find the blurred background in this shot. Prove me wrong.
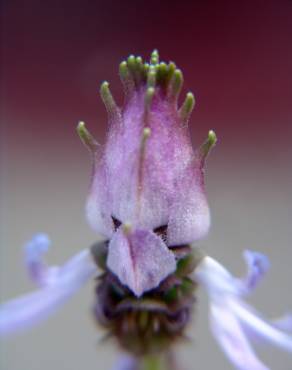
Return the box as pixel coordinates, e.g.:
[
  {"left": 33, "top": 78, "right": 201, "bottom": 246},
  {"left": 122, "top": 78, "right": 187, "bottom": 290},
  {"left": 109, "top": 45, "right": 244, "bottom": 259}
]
[{"left": 1, "top": 0, "right": 292, "bottom": 369}]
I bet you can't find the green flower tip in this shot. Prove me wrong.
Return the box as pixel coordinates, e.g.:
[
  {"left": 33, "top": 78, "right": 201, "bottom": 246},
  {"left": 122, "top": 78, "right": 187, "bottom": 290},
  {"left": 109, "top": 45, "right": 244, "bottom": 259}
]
[
  {"left": 117, "top": 50, "right": 185, "bottom": 100},
  {"left": 100, "top": 50, "right": 196, "bottom": 123}
]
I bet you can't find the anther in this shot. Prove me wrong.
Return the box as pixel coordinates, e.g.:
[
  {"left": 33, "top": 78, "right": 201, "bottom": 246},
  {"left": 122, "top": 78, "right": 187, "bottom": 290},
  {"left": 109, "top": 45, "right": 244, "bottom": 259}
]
[
  {"left": 100, "top": 81, "right": 121, "bottom": 121},
  {"left": 198, "top": 130, "right": 217, "bottom": 163},
  {"left": 150, "top": 49, "right": 159, "bottom": 65},
  {"left": 179, "top": 92, "right": 195, "bottom": 124},
  {"left": 76, "top": 121, "right": 99, "bottom": 153}
]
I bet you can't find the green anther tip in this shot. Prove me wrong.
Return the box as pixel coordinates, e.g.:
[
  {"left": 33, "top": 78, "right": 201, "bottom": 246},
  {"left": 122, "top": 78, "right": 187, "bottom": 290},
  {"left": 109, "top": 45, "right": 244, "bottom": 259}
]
[
  {"left": 77, "top": 120, "right": 85, "bottom": 129},
  {"left": 100, "top": 81, "right": 110, "bottom": 95},
  {"left": 77, "top": 121, "right": 98, "bottom": 152},
  {"left": 170, "top": 69, "right": 183, "bottom": 97},
  {"left": 158, "top": 62, "right": 167, "bottom": 73},
  {"left": 77, "top": 120, "right": 90, "bottom": 139},
  {"left": 150, "top": 49, "right": 159, "bottom": 65},
  {"left": 199, "top": 129, "right": 217, "bottom": 161},
  {"left": 122, "top": 223, "right": 132, "bottom": 235},
  {"left": 119, "top": 61, "right": 128, "bottom": 77},
  {"left": 208, "top": 130, "right": 217, "bottom": 145},
  {"left": 143, "top": 127, "right": 151, "bottom": 139},
  {"left": 127, "top": 55, "right": 136, "bottom": 68},
  {"left": 180, "top": 92, "right": 195, "bottom": 122},
  {"left": 185, "top": 92, "right": 195, "bottom": 110},
  {"left": 136, "top": 56, "right": 143, "bottom": 64},
  {"left": 173, "top": 69, "right": 183, "bottom": 84}
]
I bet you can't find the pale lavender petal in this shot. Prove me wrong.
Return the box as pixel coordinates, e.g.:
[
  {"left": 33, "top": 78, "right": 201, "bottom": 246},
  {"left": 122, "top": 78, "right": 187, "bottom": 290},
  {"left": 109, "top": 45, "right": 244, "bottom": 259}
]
[
  {"left": 230, "top": 300, "right": 292, "bottom": 352},
  {"left": 210, "top": 303, "right": 268, "bottom": 370},
  {"left": 107, "top": 227, "right": 176, "bottom": 297},
  {"left": 86, "top": 160, "right": 115, "bottom": 238},
  {"left": 272, "top": 314, "right": 292, "bottom": 332},
  {"left": 194, "top": 256, "right": 243, "bottom": 296},
  {"left": 24, "top": 233, "right": 50, "bottom": 285},
  {"left": 196, "top": 254, "right": 292, "bottom": 369},
  {"left": 111, "top": 354, "right": 138, "bottom": 370},
  {"left": 167, "top": 179, "right": 211, "bottom": 245},
  {"left": 0, "top": 249, "right": 97, "bottom": 335},
  {"left": 243, "top": 250, "right": 270, "bottom": 292}
]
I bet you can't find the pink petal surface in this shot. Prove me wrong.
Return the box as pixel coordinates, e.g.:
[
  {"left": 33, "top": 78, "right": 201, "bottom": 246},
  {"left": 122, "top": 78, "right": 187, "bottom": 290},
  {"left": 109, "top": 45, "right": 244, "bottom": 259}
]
[{"left": 107, "top": 227, "right": 176, "bottom": 296}]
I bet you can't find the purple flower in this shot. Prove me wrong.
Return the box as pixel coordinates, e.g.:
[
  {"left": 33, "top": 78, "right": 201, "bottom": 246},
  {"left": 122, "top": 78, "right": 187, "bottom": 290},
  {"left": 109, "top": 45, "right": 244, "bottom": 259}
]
[
  {"left": 1, "top": 51, "right": 292, "bottom": 370},
  {"left": 82, "top": 51, "right": 214, "bottom": 296}
]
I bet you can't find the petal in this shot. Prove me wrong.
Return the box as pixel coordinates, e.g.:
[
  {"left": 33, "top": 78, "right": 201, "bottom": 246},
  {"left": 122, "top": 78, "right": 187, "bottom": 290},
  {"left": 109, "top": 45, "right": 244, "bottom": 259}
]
[
  {"left": 243, "top": 250, "right": 270, "bottom": 292},
  {"left": 24, "top": 233, "right": 51, "bottom": 285},
  {"left": 107, "top": 227, "right": 176, "bottom": 297},
  {"left": 167, "top": 166, "right": 210, "bottom": 246},
  {"left": 194, "top": 256, "right": 243, "bottom": 296},
  {"left": 86, "top": 160, "right": 115, "bottom": 238},
  {"left": 230, "top": 299, "right": 292, "bottom": 352},
  {"left": 0, "top": 249, "right": 97, "bottom": 335},
  {"left": 272, "top": 314, "right": 292, "bottom": 332},
  {"left": 210, "top": 303, "right": 268, "bottom": 370}
]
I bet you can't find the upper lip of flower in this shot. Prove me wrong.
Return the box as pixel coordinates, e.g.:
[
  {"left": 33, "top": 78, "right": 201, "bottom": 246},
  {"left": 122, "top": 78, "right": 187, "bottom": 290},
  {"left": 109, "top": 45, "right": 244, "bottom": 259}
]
[{"left": 78, "top": 51, "right": 217, "bottom": 296}]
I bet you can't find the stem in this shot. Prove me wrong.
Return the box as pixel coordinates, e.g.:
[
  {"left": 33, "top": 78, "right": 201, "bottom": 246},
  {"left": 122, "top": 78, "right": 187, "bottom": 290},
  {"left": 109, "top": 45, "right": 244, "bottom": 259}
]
[{"left": 140, "top": 355, "right": 167, "bottom": 370}]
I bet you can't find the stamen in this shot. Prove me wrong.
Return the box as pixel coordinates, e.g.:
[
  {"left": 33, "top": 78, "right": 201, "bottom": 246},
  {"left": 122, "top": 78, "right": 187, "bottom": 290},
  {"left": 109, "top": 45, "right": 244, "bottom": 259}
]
[
  {"left": 76, "top": 121, "right": 99, "bottom": 153},
  {"left": 119, "top": 60, "right": 134, "bottom": 95},
  {"left": 147, "top": 67, "right": 156, "bottom": 89},
  {"left": 144, "top": 87, "right": 155, "bottom": 112},
  {"left": 156, "top": 62, "right": 168, "bottom": 86},
  {"left": 179, "top": 92, "right": 195, "bottom": 125},
  {"left": 197, "top": 130, "right": 217, "bottom": 164},
  {"left": 167, "top": 69, "right": 183, "bottom": 102},
  {"left": 135, "top": 56, "right": 144, "bottom": 83},
  {"left": 141, "top": 127, "right": 151, "bottom": 150},
  {"left": 150, "top": 49, "right": 159, "bottom": 65},
  {"left": 127, "top": 55, "right": 140, "bottom": 87},
  {"left": 100, "top": 81, "right": 121, "bottom": 121}
]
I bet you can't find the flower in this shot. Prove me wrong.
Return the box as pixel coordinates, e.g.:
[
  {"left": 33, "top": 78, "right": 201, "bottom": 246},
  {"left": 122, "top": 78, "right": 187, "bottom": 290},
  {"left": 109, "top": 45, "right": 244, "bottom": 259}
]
[
  {"left": 81, "top": 50, "right": 215, "bottom": 297},
  {"left": 195, "top": 251, "right": 292, "bottom": 370},
  {"left": 1, "top": 51, "right": 292, "bottom": 370}
]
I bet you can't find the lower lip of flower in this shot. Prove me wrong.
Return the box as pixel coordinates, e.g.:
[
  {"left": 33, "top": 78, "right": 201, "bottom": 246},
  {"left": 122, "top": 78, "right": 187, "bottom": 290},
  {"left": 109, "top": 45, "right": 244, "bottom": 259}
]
[{"left": 91, "top": 239, "right": 202, "bottom": 356}]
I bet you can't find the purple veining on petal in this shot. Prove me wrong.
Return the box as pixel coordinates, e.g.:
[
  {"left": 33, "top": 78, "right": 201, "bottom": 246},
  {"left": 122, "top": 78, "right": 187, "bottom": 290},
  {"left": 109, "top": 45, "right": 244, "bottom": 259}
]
[
  {"left": 0, "top": 237, "right": 97, "bottom": 335},
  {"left": 107, "top": 227, "right": 176, "bottom": 297}
]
